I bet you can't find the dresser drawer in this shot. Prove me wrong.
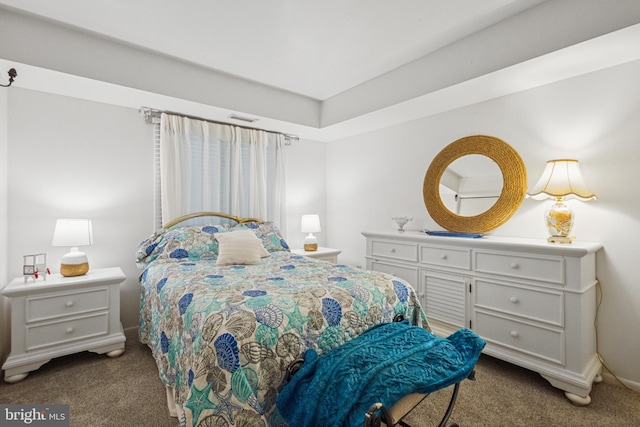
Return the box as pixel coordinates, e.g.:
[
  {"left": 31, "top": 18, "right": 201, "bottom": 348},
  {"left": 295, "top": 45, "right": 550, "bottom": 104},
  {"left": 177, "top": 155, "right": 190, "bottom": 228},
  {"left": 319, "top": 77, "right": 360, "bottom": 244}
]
[
  {"left": 370, "top": 240, "right": 418, "bottom": 262},
  {"left": 26, "top": 312, "right": 109, "bottom": 351},
  {"left": 370, "top": 260, "right": 419, "bottom": 287},
  {"left": 474, "top": 311, "right": 563, "bottom": 364},
  {"left": 27, "top": 288, "right": 109, "bottom": 322},
  {"left": 474, "top": 280, "right": 563, "bottom": 326},
  {"left": 420, "top": 245, "right": 471, "bottom": 270},
  {"left": 474, "top": 251, "right": 564, "bottom": 285}
]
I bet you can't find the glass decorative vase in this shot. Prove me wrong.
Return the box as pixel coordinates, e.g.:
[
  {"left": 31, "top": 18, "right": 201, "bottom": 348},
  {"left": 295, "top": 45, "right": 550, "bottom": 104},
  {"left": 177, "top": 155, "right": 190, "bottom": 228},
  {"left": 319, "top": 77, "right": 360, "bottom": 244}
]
[{"left": 392, "top": 217, "right": 412, "bottom": 232}]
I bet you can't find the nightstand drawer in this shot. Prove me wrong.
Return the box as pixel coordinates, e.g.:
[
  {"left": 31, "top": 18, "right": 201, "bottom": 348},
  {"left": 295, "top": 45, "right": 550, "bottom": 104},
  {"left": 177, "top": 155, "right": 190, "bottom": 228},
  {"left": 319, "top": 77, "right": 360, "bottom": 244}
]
[
  {"left": 27, "top": 288, "right": 109, "bottom": 322},
  {"left": 420, "top": 245, "right": 471, "bottom": 270},
  {"left": 475, "top": 311, "right": 563, "bottom": 364},
  {"left": 316, "top": 255, "right": 337, "bottom": 263},
  {"left": 27, "top": 312, "right": 109, "bottom": 351},
  {"left": 371, "top": 240, "right": 417, "bottom": 262},
  {"left": 291, "top": 248, "right": 341, "bottom": 264},
  {"left": 474, "top": 280, "right": 563, "bottom": 326},
  {"left": 474, "top": 251, "right": 564, "bottom": 285}
]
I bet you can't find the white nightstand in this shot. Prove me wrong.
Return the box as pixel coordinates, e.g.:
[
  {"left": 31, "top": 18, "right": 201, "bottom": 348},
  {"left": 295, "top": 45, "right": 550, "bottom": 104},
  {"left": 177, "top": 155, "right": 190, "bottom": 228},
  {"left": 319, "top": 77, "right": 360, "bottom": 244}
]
[
  {"left": 291, "top": 247, "right": 342, "bottom": 263},
  {"left": 2, "top": 267, "right": 127, "bottom": 383}
]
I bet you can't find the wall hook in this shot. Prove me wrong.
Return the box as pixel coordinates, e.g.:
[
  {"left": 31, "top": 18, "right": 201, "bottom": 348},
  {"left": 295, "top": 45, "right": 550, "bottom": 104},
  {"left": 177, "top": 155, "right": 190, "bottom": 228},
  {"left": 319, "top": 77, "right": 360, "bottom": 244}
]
[{"left": 1, "top": 68, "right": 17, "bottom": 87}]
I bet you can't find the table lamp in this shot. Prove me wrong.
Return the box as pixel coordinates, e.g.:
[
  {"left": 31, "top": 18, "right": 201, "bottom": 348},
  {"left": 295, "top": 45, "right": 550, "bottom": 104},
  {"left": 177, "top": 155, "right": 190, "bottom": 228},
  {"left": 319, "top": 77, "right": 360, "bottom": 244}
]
[
  {"left": 527, "top": 160, "right": 596, "bottom": 243},
  {"left": 301, "top": 214, "right": 321, "bottom": 251},
  {"left": 51, "top": 219, "right": 94, "bottom": 276}
]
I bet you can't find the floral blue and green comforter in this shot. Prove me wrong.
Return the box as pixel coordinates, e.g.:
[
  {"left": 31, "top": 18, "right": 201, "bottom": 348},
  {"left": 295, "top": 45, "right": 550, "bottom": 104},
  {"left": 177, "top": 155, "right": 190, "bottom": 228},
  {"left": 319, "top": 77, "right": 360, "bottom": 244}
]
[{"left": 138, "top": 252, "right": 429, "bottom": 427}]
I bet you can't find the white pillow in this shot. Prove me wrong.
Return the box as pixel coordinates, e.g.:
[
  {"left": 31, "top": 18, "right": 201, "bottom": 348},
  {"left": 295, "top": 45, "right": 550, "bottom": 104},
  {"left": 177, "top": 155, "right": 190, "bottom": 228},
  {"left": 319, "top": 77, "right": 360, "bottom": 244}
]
[{"left": 215, "top": 230, "right": 269, "bottom": 266}]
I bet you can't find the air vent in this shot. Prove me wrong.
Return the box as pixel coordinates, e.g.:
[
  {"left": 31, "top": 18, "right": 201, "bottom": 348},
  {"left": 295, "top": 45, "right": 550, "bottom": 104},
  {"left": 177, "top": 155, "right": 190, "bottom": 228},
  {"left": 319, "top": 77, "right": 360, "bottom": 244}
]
[{"left": 228, "top": 114, "right": 259, "bottom": 123}]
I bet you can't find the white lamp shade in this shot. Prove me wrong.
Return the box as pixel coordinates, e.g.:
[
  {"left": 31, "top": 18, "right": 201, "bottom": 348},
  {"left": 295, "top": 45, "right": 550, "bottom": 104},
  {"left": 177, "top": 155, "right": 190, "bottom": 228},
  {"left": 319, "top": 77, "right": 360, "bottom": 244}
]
[
  {"left": 301, "top": 215, "right": 321, "bottom": 233},
  {"left": 527, "top": 159, "right": 596, "bottom": 201},
  {"left": 52, "top": 219, "right": 94, "bottom": 247}
]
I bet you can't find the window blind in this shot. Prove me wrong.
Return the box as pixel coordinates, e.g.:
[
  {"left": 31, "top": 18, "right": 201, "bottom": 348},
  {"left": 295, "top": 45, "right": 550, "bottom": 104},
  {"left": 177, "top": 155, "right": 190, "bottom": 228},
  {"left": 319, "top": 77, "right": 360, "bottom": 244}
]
[{"left": 153, "top": 121, "right": 163, "bottom": 229}]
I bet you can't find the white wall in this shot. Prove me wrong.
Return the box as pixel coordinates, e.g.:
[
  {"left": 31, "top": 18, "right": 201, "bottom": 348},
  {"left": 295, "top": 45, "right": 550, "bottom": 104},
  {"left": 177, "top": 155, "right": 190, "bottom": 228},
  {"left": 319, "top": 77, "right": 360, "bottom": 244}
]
[
  {"left": 284, "top": 139, "right": 328, "bottom": 249},
  {"left": 5, "top": 89, "right": 154, "bottom": 337},
  {"left": 326, "top": 59, "right": 640, "bottom": 389},
  {"left": 0, "top": 87, "right": 326, "bottom": 351}
]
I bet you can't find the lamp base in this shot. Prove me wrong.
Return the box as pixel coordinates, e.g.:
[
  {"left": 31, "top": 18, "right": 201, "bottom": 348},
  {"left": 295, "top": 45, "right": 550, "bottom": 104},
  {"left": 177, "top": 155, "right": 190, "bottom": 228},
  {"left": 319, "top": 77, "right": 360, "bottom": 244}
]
[
  {"left": 303, "top": 243, "right": 318, "bottom": 251},
  {"left": 304, "top": 233, "right": 318, "bottom": 251},
  {"left": 60, "top": 262, "right": 89, "bottom": 277},
  {"left": 59, "top": 247, "right": 89, "bottom": 276},
  {"left": 545, "top": 199, "right": 575, "bottom": 245},
  {"left": 547, "top": 236, "right": 574, "bottom": 244}
]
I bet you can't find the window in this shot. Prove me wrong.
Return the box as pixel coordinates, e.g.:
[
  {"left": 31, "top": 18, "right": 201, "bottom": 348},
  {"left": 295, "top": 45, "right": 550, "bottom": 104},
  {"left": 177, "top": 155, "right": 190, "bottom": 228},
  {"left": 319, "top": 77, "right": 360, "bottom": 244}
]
[{"left": 154, "top": 113, "right": 287, "bottom": 231}]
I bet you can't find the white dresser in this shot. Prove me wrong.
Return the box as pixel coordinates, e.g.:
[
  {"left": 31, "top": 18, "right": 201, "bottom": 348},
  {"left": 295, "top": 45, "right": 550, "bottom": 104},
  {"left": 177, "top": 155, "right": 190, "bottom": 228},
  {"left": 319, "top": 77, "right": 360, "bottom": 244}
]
[
  {"left": 363, "top": 230, "right": 603, "bottom": 405},
  {"left": 2, "top": 267, "right": 126, "bottom": 383}
]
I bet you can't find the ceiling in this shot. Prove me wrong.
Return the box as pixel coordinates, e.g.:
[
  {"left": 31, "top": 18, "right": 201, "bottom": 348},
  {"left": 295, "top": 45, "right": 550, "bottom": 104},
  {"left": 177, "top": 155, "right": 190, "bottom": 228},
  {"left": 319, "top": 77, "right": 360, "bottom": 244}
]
[
  {"left": 1, "top": 0, "right": 640, "bottom": 141},
  {"left": 0, "top": 0, "right": 547, "bottom": 100}
]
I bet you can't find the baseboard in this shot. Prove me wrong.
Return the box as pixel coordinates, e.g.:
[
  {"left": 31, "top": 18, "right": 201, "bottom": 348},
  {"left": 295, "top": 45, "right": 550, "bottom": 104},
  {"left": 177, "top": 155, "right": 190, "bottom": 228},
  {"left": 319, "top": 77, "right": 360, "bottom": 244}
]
[{"left": 600, "top": 371, "right": 640, "bottom": 392}]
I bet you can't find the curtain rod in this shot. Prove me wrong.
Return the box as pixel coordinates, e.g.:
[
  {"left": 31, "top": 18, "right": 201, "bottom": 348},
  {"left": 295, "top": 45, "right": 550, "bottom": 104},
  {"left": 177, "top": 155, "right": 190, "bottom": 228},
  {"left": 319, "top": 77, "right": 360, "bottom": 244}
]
[{"left": 138, "top": 106, "right": 299, "bottom": 142}]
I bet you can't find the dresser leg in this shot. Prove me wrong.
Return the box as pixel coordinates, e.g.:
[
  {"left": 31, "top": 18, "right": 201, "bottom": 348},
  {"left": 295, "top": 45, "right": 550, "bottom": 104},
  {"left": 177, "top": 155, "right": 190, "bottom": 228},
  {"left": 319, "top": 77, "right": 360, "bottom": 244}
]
[
  {"left": 564, "top": 391, "right": 591, "bottom": 406},
  {"left": 4, "top": 372, "right": 29, "bottom": 383},
  {"left": 106, "top": 348, "right": 125, "bottom": 358}
]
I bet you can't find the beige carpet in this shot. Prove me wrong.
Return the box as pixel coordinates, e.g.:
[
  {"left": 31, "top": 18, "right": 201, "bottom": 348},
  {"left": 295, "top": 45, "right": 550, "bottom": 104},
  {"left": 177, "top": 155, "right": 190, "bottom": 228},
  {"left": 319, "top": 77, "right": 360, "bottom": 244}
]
[{"left": 1, "top": 328, "right": 638, "bottom": 427}]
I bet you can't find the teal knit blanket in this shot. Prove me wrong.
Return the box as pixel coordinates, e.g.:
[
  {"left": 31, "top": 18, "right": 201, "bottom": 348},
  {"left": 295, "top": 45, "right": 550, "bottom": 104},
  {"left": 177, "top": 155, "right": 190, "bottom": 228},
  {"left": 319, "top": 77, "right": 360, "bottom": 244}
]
[{"left": 276, "top": 321, "right": 485, "bottom": 427}]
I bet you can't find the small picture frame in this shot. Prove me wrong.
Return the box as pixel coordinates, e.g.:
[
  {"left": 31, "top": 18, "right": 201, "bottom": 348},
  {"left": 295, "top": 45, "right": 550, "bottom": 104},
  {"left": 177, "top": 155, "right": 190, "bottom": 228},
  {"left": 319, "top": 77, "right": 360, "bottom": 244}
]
[{"left": 23, "top": 253, "right": 50, "bottom": 282}]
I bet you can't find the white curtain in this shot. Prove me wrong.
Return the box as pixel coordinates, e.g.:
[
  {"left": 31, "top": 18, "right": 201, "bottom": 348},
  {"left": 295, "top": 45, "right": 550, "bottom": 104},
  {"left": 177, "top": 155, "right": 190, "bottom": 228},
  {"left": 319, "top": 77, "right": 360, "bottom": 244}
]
[{"left": 159, "top": 113, "right": 287, "bottom": 229}]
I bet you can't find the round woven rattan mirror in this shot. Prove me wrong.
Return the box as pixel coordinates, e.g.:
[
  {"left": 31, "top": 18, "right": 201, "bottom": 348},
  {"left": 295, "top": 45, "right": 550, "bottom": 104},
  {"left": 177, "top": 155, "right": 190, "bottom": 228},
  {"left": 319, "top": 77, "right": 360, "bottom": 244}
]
[{"left": 423, "top": 135, "right": 527, "bottom": 233}]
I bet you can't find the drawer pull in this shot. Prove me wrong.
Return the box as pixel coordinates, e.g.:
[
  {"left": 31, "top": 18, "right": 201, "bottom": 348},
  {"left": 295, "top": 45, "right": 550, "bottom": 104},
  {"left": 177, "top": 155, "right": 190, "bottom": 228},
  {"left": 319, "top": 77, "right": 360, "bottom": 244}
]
[
  {"left": 510, "top": 263, "right": 520, "bottom": 269},
  {"left": 510, "top": 296, "right": 519, "bottom": 304},
  {"left": 441, "top": 254, "right": 448, "bottom": 260},
  {"left": 390, "top": 248, "right": 396, "bottom": 253},
  {"left": 65, "top": 301, "right": 75, "bottom": 307},
  {"left": 66, "top": 327, "right": 74, "bottom": 334},
  {"left": 510, "top": 330, "right": 519, "bottom": 338}
]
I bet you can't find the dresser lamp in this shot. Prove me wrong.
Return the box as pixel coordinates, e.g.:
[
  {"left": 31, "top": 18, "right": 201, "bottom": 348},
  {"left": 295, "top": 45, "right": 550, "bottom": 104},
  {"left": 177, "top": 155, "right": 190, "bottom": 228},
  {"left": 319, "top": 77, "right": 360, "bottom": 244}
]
[
  {"left": 51, "top": 219, "right": 94, "bottom": 276},
  {"left": 301, "top": 214, "right": 321, "bottom": 251},
  {"left": 527, "top": 159, "right": 596, "bottom": 243}
]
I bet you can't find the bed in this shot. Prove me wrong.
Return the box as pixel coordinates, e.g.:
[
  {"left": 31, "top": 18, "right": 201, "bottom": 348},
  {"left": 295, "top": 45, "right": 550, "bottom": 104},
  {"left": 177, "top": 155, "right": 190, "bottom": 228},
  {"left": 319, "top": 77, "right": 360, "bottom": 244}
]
[{"left": 136, "top": 213, "right": 430, "bottom": 427}]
